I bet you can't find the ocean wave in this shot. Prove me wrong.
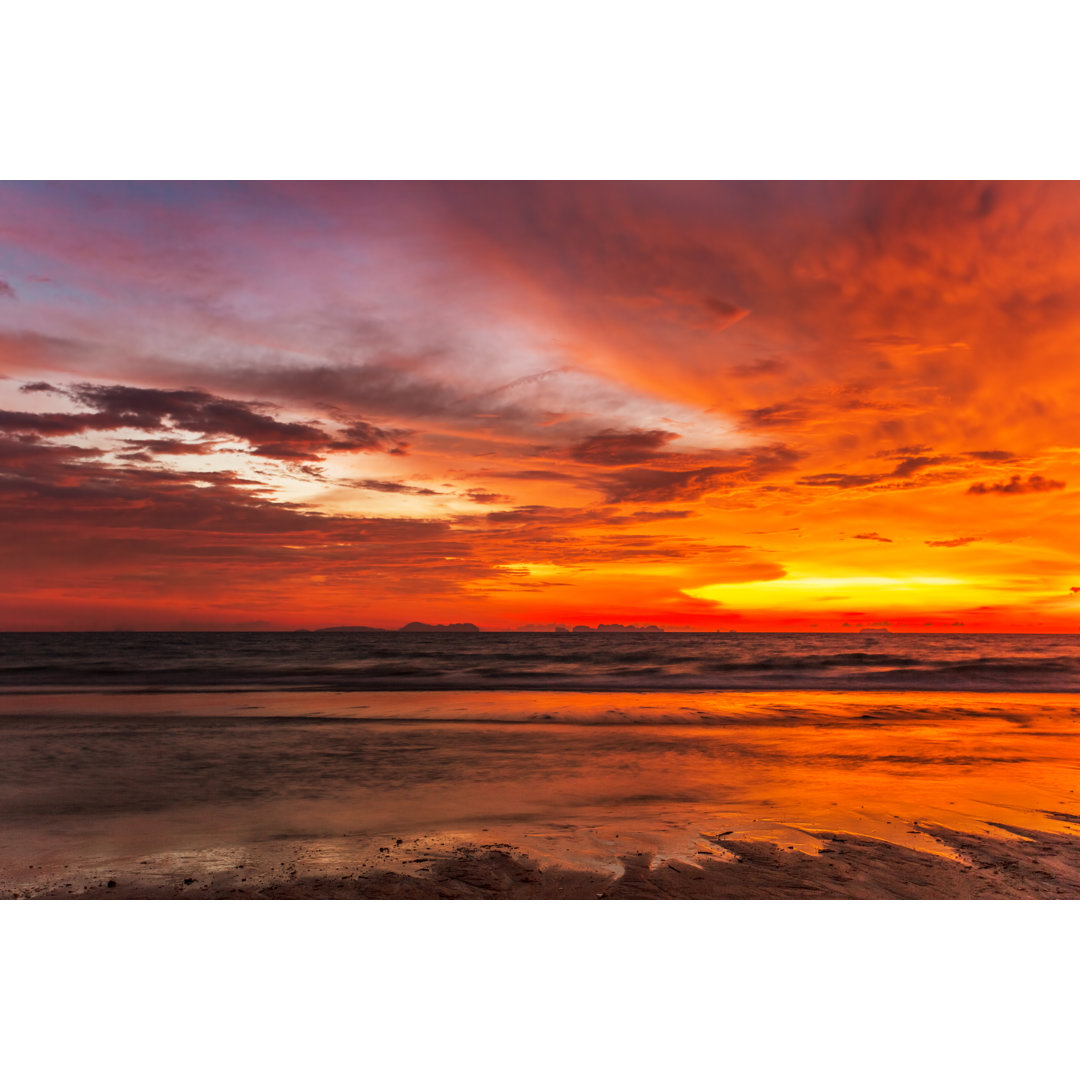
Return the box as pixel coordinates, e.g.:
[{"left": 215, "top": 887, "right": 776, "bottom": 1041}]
[{"left": 3, "top": 632, "right": 1080, "bottom": 692}]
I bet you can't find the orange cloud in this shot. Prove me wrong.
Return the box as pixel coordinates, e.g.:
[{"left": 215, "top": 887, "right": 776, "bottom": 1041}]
[{"left": 1, "top": 182, "right": 1079, "bottom": 629}]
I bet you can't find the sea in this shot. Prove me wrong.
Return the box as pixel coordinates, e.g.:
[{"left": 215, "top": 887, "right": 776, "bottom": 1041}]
[
  {"left": 5, "top": 629, "right": 1080, "bottom": 692},
  {"left": 2, "top": 631, "right": 1079, "bottom": 880}
]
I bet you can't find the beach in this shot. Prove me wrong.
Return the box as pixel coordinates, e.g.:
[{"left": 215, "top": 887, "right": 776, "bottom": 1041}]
[
  {"left": 3, "top": 682, "right": 1079, "bottom": 899},
  {"left": 13, "top": 816, "right": 1080, "bottom": 900}
]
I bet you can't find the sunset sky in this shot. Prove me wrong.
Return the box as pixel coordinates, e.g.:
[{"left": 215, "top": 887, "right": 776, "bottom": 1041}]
[{"left": 2, "top": 180, "right": 1079, "bottom": 631}]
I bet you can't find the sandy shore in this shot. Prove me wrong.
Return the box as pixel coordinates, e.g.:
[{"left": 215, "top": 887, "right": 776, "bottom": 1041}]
[
  {"left": 8, "top": 814, "right": 1080, "bottom": 899},
  {"left": 5, "top": 690, "right": 1079, "bottom": 899}
]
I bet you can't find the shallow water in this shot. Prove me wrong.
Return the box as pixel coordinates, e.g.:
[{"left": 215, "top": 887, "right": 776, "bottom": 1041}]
[{"left": 2, "top": 688, "right": 1078, "bottom": 873}]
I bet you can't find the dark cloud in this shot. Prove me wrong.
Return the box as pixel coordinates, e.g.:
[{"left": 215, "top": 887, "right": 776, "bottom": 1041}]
[
  {"left": 890, "top": 454, "right": 953, "bottom": 478},
  {"left": 19, "top": 381, "right": 409, "bottom": 461},
  {"left": 799, "top": 472, "right": 882, "bottom": 489},
  {"left": 853, "top": 532, "right": 892, "bottom": 543},
  {"left": 967, "top": 450, "right": 1017, "bottom": 462},
  {"left": 967, "top": 474, "right": 1065, "bottom": 495},
  {"left": 740, "top": 402, "right": 807, "bottom": 428},
  {"left": 0, "top": 409, "right": 116, "bottom": 437},
  {"left": 481, "top": 505, "right": 563, "bottom": 524},
  {"left": 800, "top": 454, "right": 955, "bottom": 489},
  {"left": 334, "top": 419, "right": 412, "bottom": 454},
  {"left": 731, "top": 358, "right": 786, "bottom": 377},
  {"left": 627, "top": 509, "right": 694, "bottom": 521},
  {"left": 599, "top": 465, "right": 737, "bottom": 503},
  {"left": 700, "top": 296, "right": 751, "bottom": 329},
  {"left": 463, "top": 489, "right": 511, "bottom": 504},
  {"left": 750, "top": 443, "right": 803, "bottom": 472},
  {"left": 0, "top": 435, "right": 104, "bottom": 468},
  {"left": 570, "top": 427, "right": 681, "bottom": 464},
  {"left": 976, "top": 184, "right": 998, "bottom": 218},
  {"left": 2, "top": 423, "right": 789, "bottom": 611},
  {"left": 0, "top": 280, "right": 16, "bottom": 300},
  {"left": 224, "top": 360, "right": 488, "bottom": 425},
  {"left": 0, "top": 448, "right": 475, "bottom": 596},
  {"left": 492, "top": 469, "right": 582, "bottom": 482},
  {"left": 742, "top": 394, "right": 907, "bottom": 432},
  {"left": 925, "top": 537, "right": 981, "bottom": 548},
  {"left": 873, "top": 444, "right": 934, "bottom": 459},
  {"left": 597, "top": 443, "right": 799, "bottom": 504},
  {"left": 342, "top": 479, "right": 439, "bottom": 496}
]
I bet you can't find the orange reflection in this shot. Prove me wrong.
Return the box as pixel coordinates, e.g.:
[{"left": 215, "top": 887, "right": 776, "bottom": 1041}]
[{"left": 3, "top": 690, "right": 1077, "bottom": 872}]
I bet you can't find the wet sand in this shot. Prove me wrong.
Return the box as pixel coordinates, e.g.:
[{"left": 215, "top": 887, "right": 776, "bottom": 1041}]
[
  {"left": 6, "top": 813, "right": 1080, "bottom": 899},
  {"left": 3, "top": 690, "right": 1079, "bottom": 899}
]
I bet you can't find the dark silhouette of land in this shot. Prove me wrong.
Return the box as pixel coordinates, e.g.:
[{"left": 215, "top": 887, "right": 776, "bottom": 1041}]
[
  {"left": 312, "top": 621, "right": 665, "bottom": 633},
  {"left": 312, "top": 622, "right": 481, "bottom": 632}
]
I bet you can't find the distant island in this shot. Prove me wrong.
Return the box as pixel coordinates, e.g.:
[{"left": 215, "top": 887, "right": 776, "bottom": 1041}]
[
  {"left": 314, "top": 622, "right": 482, "bottom": 632},
  {"left": 311, "top": 621, "right": 669, "bottom": 633},
  {"left": 527, "top": 623, "right": 666, "bottom": 633}
]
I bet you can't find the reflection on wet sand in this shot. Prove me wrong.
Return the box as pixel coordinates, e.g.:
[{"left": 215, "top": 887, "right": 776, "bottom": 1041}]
[{"left": 1, "top": 690, "right": 1078, "bottom": 898}]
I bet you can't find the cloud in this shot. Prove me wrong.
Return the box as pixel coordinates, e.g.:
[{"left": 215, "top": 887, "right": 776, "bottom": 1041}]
[
  {"left": 342, "top": 479, "right": 439, "bottom": 496},
  {"left": 597, "top": 465, "right": 744, "bottom": 503},
  {"left": 626, "top": 509, "right": 694, "bottom": 521},
  {"left": 19, "top": 381, "right": 409, "bottom": 461},
  {"left": 873, "top": 444, "right": 934, "bottom": 459},
  {"left": 798, "top": 472, "right": 882, "bottom": 489},
  {"left": 967, "top": 474, "right": 1066, "bottom": 495},
  {"left": 925, "top": 537, "right": 981, "bottom": 548},
  {"left": 492, "top": 469, "right": 582, "bottom": 482},
  {"left": 699, "top": 296, "right": 751, "bottom": 330},
  {"left": 452, "top": 366, "right": 578, "bottom": 407},
  {"left": 0, "top": 280, "right": 16, "bottom": 300},
  {"left": 688, "top": 562, "right": 787, "bottom": 585},
  {"left": 0, "top": 409, "right": 118, "bottom": 437},
  {"left": 890, "top": 454, "right": 953, "bottom": 478},
  {"left": 0, "top": 331, "right": 94, "bottom": 377},
  {"left": 741, "top": 402, "right": 808, "bottom": 428},
  {"left": 121, "top": 438, "right": 220, "bottom": 456},
  {"left": 731, "top": 358, "right": 786, "bottom": 377},
  {"left": 0, "top": 434, "right": 105, "bottom": 468},
  {"left": 570, "top": 427, "right": 681, "bottom": 464},
  {"left": 799, "top": 453, "right": 959, "bottom": 489},
  {"left": 6, "top": 181, "right": 1080, "bottom": 629},
  {"left": 853, "top": 532, "right": 892, "bottom": 542},
  {"left": 335, "top": 419, "right": 412, "bottom": 454},
  {"left": 567, "top": 441, "right": 801, "bottom": 504},
  {"left": 967, "top": 450, "right": 1017, "bottom": 462},
  {"left": 0, "top": 445, "right": 493, "bottom": 604}
]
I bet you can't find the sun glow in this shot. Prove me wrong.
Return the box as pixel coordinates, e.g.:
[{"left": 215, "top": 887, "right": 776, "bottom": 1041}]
[
  {"left": 683, "top": 574, "right": 1003, "bottom": 612},
  {"left": 2, "top": 181, "right": 1080, "bottom": 630}
]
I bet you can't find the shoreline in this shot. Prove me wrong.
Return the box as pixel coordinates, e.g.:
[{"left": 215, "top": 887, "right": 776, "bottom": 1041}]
[
  {"left": 5, "top": 690, "right": 1078, "bottom": 900},
  {"left": 8, "top": 816, "right": 1080, "bottom": 900}
]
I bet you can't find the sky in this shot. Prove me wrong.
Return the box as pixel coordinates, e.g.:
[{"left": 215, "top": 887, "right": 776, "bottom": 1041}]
[{"left": 2, "top": 180, "right": 1079, "bottom": 631}]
